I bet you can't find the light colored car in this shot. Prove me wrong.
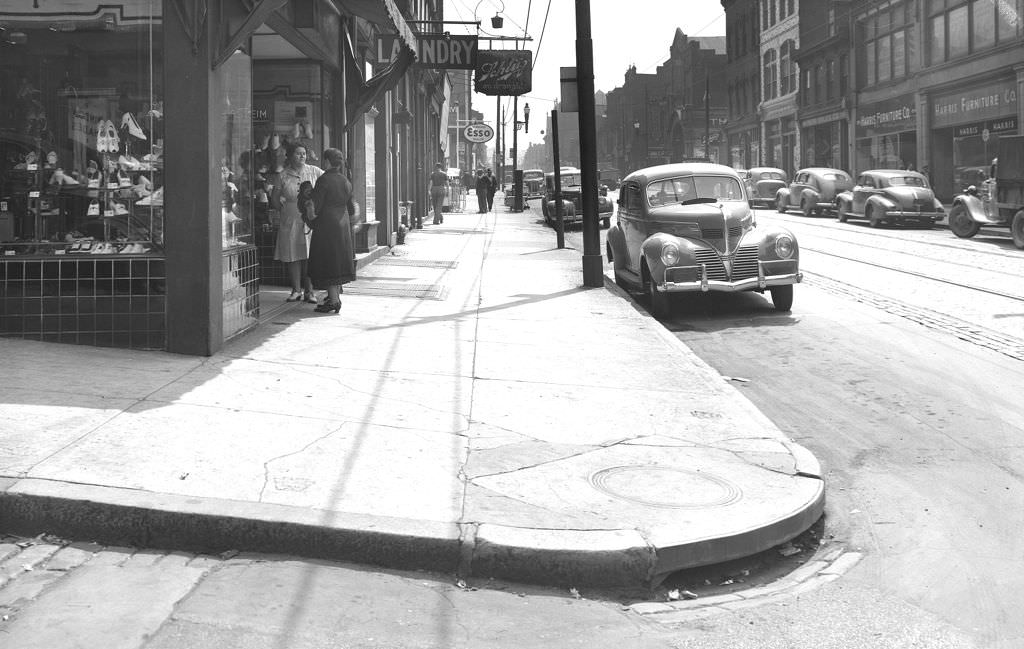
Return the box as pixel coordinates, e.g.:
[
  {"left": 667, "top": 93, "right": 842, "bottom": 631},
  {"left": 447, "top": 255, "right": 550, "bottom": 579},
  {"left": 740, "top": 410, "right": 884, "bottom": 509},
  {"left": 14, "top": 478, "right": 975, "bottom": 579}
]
[
  {"left": 743, "top": 166, "right": 789, "bottom": 209},
  {"left": 605, "top": 162, "right": 801, "bottom": 315},
  {"left": 776, "top": 167, "right": 853, "bottom": 217},
  {"left": 835, "top": 169, "right": 944, "bottom": 227}
]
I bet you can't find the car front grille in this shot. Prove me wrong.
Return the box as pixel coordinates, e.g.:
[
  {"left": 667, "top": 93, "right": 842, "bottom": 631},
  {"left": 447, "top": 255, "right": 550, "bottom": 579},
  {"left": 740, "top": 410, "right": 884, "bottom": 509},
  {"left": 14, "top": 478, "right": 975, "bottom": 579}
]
[{"left": 689, "top": 245, "right": 760, "bottom": 281}]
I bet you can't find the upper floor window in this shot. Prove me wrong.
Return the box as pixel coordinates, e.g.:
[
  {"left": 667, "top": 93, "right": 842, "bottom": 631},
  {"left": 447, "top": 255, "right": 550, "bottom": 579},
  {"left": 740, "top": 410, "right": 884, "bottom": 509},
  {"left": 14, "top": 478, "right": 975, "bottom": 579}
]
[
  {"left": 763, "top": 49, "right": 778, "bottom": 100},
  {"left": 860, "top": 2, "right": 912, "bottom": 87},
  {"left": 828, "top": 6, "right": 837, "bottom": 37},
  {"left": 839, "top": 53, "right": 849, "bottom": 95},
  {"left": 779, "top": 39, "right": 797, "bottom": 95},
  {"left": 927, "top": 0, "right": 1023, "bottom": 65}
]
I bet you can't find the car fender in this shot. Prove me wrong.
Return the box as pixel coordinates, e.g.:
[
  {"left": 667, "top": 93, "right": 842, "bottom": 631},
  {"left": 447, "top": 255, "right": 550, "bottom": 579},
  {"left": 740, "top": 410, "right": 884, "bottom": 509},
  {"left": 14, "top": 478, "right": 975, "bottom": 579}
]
[
  {"left": 607, "top": 223, "right": 628, "bottom": 265},
  {"left": 640, "top": 232, "right": 695, "bottom": 283},
  {"left": 866, "top": 194, "right": 898, "bottom": 212},
  {"left": 952, "top": 193, "right": 987, "bottom": 221},
  {"left": 776, "top": 187, "right": 791, "bottom": 204},
  {"left": 800, "top": 188, "right": 821, "bottom": 205},
  {"left": 747, "top": 224, "right": 800, "bottom": 261},
  {"left": 836, "top": 189, "right": 853, "bottom": 204}
]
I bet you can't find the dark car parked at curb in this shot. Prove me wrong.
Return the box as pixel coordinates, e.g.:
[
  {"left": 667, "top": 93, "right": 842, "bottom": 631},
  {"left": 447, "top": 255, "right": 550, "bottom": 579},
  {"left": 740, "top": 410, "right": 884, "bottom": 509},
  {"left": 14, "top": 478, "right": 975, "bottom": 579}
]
[
  {"left": 835, "top": 169, "right": 944, "bottom": 227},
  {"left": 540, "top": 167, "right": 613, "bottom": 229},
  {"left": 776, "top": 167, "right": 853, "bottom": 217},
  {"left": 606, "top": 162, "right": 801, "bottom": 316},
  {"left": 742, "top": 166, "right": 788, "bottom": 209}
]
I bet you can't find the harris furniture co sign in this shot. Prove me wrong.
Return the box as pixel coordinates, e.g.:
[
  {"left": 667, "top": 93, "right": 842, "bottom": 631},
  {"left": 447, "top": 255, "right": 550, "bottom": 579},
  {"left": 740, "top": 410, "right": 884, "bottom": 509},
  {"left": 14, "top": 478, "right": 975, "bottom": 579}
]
[{"left": 377, "top": 34, "right": 477, "bottom": 69}]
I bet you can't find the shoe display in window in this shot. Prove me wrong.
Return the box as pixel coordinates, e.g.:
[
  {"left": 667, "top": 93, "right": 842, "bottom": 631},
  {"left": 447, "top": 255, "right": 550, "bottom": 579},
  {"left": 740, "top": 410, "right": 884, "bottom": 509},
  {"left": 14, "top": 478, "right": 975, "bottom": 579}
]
[
  {"left": 122, "top": 112, "right": 147, "bottom": 140},
  {"left": 87, "top": 201, "right": 100, "bottom": 216},
  {"left": 112, "top": 201, "right": 129, "bottom": 216},
  {"left": 137, "top": 186, "right": 163, "bottom": 206},
  {"left": 105, "top": 120, "right": 119, "bottom": 153}
]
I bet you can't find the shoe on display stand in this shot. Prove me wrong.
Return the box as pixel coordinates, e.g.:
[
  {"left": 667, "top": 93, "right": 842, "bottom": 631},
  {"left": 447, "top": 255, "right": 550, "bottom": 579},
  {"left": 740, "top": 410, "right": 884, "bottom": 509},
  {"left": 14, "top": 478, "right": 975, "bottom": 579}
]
[
  {"left": 113, "top": 202, "right": 129, "bottom": 216},
  {"left": 87, "top": 201, "right": 100, "bottom": 216},
  {"left": 122, "top": 112, "right": 147, "bottom": 140}
]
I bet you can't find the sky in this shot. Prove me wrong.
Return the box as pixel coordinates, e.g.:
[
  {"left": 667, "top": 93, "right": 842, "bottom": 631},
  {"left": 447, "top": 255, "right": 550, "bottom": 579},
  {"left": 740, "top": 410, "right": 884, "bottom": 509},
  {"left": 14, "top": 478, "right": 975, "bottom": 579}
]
[{"left": 443, "top": 0, "right": 727, "bottom": 149}]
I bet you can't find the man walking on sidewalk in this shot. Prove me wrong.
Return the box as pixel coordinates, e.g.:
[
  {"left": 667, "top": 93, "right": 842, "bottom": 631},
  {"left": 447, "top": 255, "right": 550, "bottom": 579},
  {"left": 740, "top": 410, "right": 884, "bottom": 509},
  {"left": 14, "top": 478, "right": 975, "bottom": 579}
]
[{"left": 475, "top": 169, "right": 489, "bottom": 213}]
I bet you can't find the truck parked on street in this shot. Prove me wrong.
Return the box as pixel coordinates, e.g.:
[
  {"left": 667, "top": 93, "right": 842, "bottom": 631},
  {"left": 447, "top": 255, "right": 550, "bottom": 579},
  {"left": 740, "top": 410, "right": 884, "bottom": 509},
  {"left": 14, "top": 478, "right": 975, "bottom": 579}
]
[{"left": 947, "top": 134, "right": 1024, "bottom": 249}]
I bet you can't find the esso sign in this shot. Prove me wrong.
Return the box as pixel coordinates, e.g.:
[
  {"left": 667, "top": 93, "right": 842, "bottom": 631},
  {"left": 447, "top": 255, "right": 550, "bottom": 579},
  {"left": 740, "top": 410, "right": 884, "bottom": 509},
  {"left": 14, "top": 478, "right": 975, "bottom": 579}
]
[{"left": 463, "top": 123, "right": 494, "bottom": 143}]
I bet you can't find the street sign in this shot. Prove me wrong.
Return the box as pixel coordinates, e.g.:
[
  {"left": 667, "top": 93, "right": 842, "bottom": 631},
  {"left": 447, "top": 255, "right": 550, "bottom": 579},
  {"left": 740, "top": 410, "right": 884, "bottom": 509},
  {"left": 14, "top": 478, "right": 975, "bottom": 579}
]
[{"left": 463, "top": 123, "right": 494, "bottom": 143}]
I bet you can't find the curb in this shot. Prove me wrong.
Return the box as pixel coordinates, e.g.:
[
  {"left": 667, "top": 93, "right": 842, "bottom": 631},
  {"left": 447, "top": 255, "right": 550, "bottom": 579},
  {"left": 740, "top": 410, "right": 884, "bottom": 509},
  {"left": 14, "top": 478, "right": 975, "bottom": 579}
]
[
  {"left": 0, "top": 478, "right": 657, "bottom": 588},
  {"left": 630, "top": 546, "right": 863, "bottom": 624}
]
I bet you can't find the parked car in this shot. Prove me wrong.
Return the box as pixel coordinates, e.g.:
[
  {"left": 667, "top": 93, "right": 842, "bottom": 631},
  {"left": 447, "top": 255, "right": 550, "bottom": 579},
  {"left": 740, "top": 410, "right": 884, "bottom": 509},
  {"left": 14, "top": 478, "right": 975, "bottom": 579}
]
[
  {"left": 541, "top": 167, "right": 613, "bottom": 228},
  {"left": 835, "top": 169, "right": 944, "bottom": 227},
  {"left": 605, "top": 162, "right": 801, "bottom": 315},
  {"left": 743, "top": 166, "right": 789, "bottom": 209},
  {"left": 775, "top": 167, "right": 853, "bottom": 217}
]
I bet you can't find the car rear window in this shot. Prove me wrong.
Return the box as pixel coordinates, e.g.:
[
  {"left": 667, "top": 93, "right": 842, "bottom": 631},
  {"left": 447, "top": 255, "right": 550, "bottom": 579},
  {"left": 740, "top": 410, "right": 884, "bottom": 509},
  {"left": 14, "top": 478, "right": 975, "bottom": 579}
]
[
  {"left": 823, "top": 172, "right": 850, "bottom": 182},
  {"left": 888, "top": 175, "right": 927, "bottom": 187}
]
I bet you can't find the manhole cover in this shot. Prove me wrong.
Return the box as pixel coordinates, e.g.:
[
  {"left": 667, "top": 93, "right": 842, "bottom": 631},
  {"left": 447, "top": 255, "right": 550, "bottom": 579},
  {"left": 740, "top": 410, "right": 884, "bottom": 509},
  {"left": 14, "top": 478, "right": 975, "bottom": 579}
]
[{"left": 589, "top": 465, "right": 742, "bottom": 509}]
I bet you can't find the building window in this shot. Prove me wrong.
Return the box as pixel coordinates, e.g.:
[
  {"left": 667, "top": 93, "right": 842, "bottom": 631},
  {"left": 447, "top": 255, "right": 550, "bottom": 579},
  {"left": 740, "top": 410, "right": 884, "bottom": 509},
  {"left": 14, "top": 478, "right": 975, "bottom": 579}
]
[
  {"left": 974, "top": 0, "right": 996, "bottom": 49},
  {"left": 763, "top": 50, "right": 778, "bottom": 100},
  {"left": 828, "top": 6, "right": 837, "bottom": 37},
  {"left": 860, "top": 2, "right": 913, "bottom": 86},
  {"left": 826, "top": 59, "right": 835, "bottom": 100},
  {"left": 814, "top": 64, "right": 823, "bottom": 104},
  {"left": 927, "top": 0, "right": 1020, "bottom": 64}
]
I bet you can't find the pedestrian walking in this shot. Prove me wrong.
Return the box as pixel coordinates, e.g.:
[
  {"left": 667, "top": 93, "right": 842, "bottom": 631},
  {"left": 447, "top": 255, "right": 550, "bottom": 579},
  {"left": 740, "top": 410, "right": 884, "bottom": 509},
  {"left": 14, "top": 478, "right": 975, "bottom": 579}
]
[
  {"left": 475, "top": 169, "right": 489, "bottom": 213},
  {"left": 307, "top": 147, "right": 357, "bottom": 314},
  {"left": 485, "top": 168, "right": 497, "bottom": 210},
  {"left": 429, "top": 162, "right": 447, "bottom": 224},
  {"left": 272, "top": 142, "right": 323, "bottom": 304}
]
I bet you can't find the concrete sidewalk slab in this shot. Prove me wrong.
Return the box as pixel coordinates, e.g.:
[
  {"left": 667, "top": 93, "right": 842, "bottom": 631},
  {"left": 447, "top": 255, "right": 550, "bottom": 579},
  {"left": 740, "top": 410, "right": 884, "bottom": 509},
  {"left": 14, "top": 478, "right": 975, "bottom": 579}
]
[{"left": 0, "top": 205, "right": 824, "bottom": 587}]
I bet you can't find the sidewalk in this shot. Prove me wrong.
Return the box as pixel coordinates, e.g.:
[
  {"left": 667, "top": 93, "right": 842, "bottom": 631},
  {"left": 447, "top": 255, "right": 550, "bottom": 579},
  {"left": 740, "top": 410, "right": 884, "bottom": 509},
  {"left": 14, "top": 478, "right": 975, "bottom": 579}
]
[{"left": 0, "top": 201, "right": 824, "bottom": 588}]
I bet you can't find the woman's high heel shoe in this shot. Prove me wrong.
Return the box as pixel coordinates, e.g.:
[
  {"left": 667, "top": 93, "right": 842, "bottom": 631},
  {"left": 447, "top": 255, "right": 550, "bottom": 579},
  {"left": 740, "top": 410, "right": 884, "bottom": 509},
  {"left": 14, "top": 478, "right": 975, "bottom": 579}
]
[{"left": 314, "top": 300, "right": 341, "bottom": 314}]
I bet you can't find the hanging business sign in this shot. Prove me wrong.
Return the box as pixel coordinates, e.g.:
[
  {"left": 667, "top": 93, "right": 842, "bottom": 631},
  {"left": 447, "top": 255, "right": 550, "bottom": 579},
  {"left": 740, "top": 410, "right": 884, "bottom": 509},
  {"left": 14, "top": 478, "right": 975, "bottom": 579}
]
[
  {"left": 377, "top": 34, "right": 477, "bottom": 69},
  {"left": 475, "top": 50, "right": 532, "bottom": 96},
  {"left": 463, "top": 122, "right": 494, "bottom": 143}
]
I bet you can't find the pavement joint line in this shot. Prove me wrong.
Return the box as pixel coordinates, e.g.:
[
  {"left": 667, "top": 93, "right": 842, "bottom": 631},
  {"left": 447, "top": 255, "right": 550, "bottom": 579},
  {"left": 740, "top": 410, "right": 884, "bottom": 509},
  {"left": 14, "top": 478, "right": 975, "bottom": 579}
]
[{"left": 631, "top": 547, "right": 862, "bottom": 619}]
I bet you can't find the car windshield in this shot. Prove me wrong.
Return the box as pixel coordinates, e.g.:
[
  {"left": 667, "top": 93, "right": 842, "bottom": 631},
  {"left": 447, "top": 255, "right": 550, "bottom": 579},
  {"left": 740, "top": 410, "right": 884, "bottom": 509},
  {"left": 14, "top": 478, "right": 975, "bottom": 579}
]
[
  {"left": 887, "top": 175, "right": 927, "bottom": 187},
  {"left": 646, "top": 175, "right": 744, "bottom": 206}
]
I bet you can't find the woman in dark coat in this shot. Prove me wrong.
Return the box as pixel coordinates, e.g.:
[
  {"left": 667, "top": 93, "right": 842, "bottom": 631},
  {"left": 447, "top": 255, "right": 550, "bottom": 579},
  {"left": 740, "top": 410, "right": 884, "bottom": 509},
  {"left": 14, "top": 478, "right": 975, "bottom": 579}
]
[{"left": 307, "top": 148, "right": 355, "bottom": 314}]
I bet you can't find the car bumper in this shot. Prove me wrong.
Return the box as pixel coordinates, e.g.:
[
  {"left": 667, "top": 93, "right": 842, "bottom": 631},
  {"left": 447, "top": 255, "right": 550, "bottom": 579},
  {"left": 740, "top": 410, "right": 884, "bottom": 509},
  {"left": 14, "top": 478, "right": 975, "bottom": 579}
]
[
  {"left": 660, "top": 260, "right": 801, "bottom": 293},
  {"left": 884, "top": 209, "right": 941, "bottom": 221}
]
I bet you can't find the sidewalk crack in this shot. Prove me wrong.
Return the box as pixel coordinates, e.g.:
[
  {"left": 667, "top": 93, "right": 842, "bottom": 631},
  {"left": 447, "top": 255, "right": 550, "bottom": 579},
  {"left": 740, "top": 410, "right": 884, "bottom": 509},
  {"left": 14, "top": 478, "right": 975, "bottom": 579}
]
[{"left": 258, "top": 426, "right": 345, "bottom": 501}]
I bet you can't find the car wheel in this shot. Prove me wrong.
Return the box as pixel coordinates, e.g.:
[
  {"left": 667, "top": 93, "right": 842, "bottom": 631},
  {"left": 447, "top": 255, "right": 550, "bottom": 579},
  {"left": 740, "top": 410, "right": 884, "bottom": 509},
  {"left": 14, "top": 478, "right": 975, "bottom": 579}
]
[
  {"left": 769, "top": 285, "right": 793, "bottom": 312},
  {"left": 801, "top": 199, "right": 814, "bottom": 218},
  {"left": 948, "top": 204, "right": 981, "bottom": 239},
  {"left": 646, "top": 274, "right": 672, "bottom": 318},
  {"left": 776, "top": 196, "right": 787, "bottom": 213},
  {"left": 867, "top": 205, "right": 882, "bottom": 228},
  {"left": 837, "top": 200, "right": 849, "bottom": 223},
  {"left": 1012, "top": 211, "right": 1024, "bottom": 249}
]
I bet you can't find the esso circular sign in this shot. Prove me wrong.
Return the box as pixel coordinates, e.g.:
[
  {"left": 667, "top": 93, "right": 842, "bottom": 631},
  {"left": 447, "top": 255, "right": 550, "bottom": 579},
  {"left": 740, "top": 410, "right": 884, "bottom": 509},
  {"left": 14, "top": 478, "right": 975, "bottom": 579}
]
[{"left": 463, "top": 123, "right": 494, "bottom": 143}]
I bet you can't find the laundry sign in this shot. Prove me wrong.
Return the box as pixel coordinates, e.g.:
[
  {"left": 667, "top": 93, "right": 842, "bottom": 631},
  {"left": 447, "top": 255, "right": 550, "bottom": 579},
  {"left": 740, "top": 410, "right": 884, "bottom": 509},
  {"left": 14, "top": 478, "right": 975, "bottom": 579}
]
[
  {"left": 475, "top": 50, "right": 532, "bottom": 96},
  {"left": 377, "top": 34, "right": 477, "bottom": 70}
]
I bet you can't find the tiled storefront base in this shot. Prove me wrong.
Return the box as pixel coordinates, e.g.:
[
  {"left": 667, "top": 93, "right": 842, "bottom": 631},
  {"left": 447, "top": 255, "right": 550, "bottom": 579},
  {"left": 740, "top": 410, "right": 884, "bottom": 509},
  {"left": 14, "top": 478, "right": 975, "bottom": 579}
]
[
  {"left": 0, "top": 256, "right": 167, "bottom": 350},
  {"left": 223, "top": 246, "right": 260, "bottom": 340},
  {"left": 257, "top": 228, "right": 289, "bottom": 287}
]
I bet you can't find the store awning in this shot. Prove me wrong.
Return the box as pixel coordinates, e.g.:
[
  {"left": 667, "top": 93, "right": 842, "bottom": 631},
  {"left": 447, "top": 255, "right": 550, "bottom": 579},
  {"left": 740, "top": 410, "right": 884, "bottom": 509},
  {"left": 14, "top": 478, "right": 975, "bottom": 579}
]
[
  {"left": 334, "top": 0, "right": 417, "bottom": 50},
  {"left": 344, "top": 40, "right": 415, "bottom": 130}
]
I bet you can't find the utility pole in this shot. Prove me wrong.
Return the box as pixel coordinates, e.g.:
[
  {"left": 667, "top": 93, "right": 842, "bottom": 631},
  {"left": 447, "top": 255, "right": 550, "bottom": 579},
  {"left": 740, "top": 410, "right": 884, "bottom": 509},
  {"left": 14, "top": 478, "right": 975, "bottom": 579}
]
[{"left": 576, "top": 0, "right": 602, "bottom": 287}]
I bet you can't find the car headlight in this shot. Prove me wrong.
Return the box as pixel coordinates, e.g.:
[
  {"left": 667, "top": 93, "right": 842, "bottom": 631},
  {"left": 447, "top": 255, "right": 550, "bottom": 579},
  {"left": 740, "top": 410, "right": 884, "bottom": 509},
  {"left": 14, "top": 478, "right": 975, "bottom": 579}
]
[
  {"left": 661, "top": 241, "right": 681, "bottom": 266},
  {"left": 774, "top": 235, "right": 795, "bottom": 259}
]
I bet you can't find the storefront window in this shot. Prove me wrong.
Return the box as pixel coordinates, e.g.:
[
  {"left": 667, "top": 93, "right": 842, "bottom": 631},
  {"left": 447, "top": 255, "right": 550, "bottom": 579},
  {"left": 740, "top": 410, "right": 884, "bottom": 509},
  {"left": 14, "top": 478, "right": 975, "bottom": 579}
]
[
  {"left": 220, "top": 51, "right": 253, "bottom": 251},
  {"left": 0, "top": 2, "right": 163, "bottom": 256}
]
